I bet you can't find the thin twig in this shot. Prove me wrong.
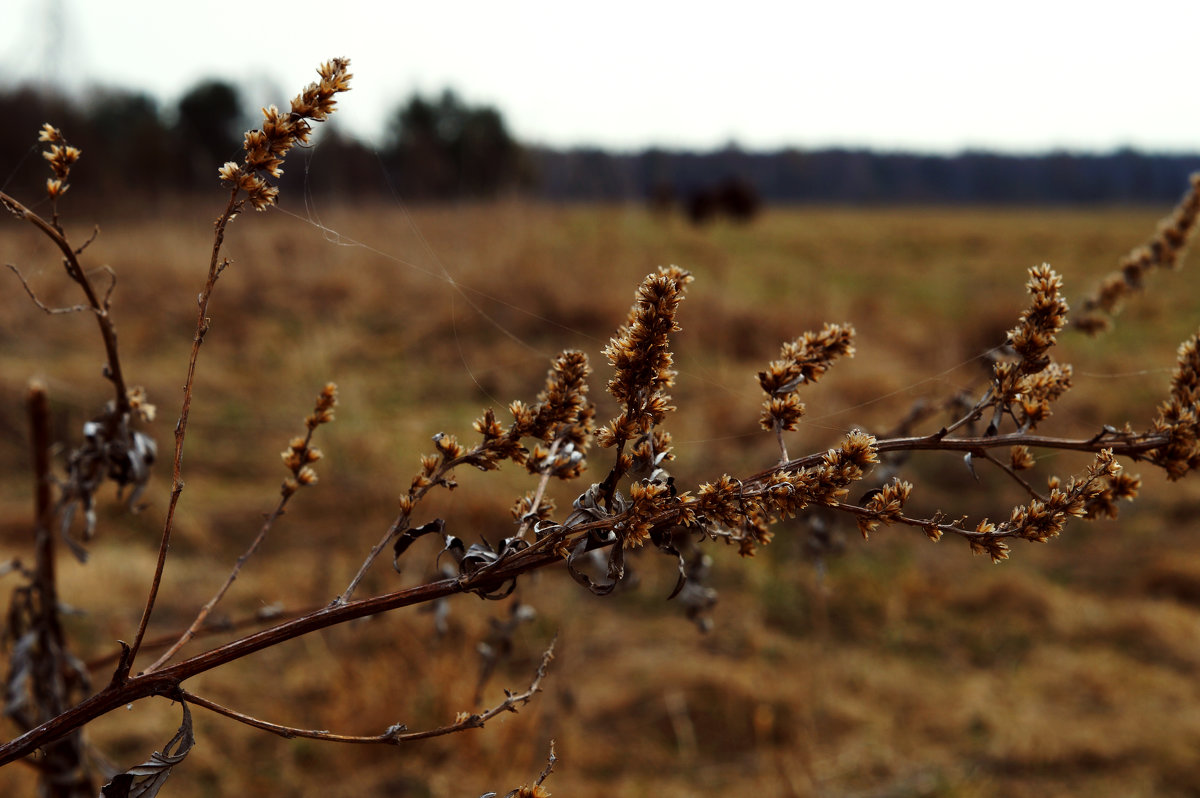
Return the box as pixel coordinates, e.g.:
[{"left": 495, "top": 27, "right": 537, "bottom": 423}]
[
  {"left": 98, "top": 265, "right": 116, "bottom": 309},
  {"left": 7, "top": 264, "right": 88, "bottom": 314},
  {"left": 534, "top": 739, "right": 557, "bottom": 787},
  {"left": 337, "top": 447, "right": 478, "bottom": 605},
  {"left": 337, "top": 515, "right": 409, "bottom": 605},
  {"left": 0, "top": 191, "right": 131, "bottom": 417},
  {"left": 774, "top": 424, "right": 790, "bottom": 465},
  {"left": 85, "top": 602, "right": 305, "bottom": 672},
  {"left": 516, "top": 438, "right": 562, "bottom": 540},
  {"left": 74, "top": 225, "right": 99, "bottom": 255},
  {"left": 0, "top": 550, "right": 569, "bottom": 766},
  {"left": 767, "top": 428, "right": 1167, "bottom": 481},
  {"left": 976, "top": 448, "right": 1046, "bottom": 501},
  {"left": 177, "top": 637, "right": 555, "bottom": 744},
  {"left": 126, "top": 189, "right": 241, "bottom": 673},
  {"left": 142, "top": 492, "right": 295, "bottom": 674}
]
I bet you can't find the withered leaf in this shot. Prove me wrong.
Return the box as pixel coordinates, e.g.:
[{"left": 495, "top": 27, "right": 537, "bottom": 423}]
[
  {"left": 100, "top": 702, "right": 194, "bottom": 798},
  {"left": 392, "top": 519, "right": 446, "bottom": 574}
]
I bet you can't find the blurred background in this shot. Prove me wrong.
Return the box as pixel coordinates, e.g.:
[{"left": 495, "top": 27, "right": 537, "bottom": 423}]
[{"left": 4, "top": 2, "right": 1200, "bottom": 797}]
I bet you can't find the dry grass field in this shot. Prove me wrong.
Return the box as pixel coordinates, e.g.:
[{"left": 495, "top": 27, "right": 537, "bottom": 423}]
[{"left": 4, "top": 197, "right": 1200, "bottom": 797}]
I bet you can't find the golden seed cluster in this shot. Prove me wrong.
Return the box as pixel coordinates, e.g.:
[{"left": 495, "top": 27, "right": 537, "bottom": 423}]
[
  {"left": 1078, "top": 173, "right": 1200, "bottom": 334},
  {"left": 38, "top": 124, "right": 81, "bottom": 201},
  {"left": 695, "top": 430, "right": 880, "bottom": 556},
  {"left": 598, "top": 266, "right": 693, "bottom": 451},
  {"left": 993, "top": 264, "right": 1072, "bottom": 428},
  {"left": 967, "top": 449, "right": 1134, "bottom": 563},
  {"left": 1148, "top": 331, "right": 1200, "bottom": 479},
  {"left": 218, "top": 58, "right": 353, "bottom": 210},
  {"left": 757, "top": 323, "right": 855, "bottom": 434},
  {"left": 856, "top": 478, "right": 913, "bottom": 539},
  {"left": 404, "top": 351, "right": 594, "bottom": 518},
  {"left": 281, "top": 383, "right": 337, "bottom": 497}
]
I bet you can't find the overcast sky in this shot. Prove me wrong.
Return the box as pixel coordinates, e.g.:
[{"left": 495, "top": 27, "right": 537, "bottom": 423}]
[{"left": 3, "top": 0, "right": 1199, "bottom": 154}]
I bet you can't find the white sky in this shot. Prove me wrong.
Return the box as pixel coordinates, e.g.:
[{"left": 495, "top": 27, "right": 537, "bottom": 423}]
[{"left": 2, "top": 0, "right": 1199, "bottom": 154}]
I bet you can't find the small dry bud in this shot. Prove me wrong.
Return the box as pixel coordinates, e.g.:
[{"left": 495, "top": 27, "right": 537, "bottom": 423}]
[
  {"left": 126, "top": 386, "right": 157, "bottom": 422},
  {"left": 281, "top": 449, "right": 303, "bottom": 470},
  {"left": 218, "top": 162, "right": 242, "bottom": 184},
  {"left": 1010, "top": 445, "right": 1035, "bottom": 471}
]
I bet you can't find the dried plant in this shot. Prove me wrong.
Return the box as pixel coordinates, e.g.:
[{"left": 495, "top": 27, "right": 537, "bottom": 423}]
[
  {"left": 1075, "top": 172, "right": 1200, "bottom": 334},
  {"left": 3, "top": 57, "right": 1200, "bottom": 797}
]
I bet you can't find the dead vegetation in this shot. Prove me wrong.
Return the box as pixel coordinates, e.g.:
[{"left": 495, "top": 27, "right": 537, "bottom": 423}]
[{"left": 3, "top": 57, "right": 1200, "bottom": 797}]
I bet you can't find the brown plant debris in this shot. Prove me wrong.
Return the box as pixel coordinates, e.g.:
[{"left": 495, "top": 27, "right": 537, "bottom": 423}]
[{"left": 1077, "top": 172, "right": 1200, "bottom": 334}]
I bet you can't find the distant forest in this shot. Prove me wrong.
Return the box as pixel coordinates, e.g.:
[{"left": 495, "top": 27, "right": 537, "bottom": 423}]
[{"left": 3, "top": 80, "right": 1198, "bottom": 208}]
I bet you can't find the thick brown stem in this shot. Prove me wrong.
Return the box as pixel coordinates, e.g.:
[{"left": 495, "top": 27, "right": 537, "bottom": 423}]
[{"left": 0, "top": 552, "right": 562, "bottom": 765}]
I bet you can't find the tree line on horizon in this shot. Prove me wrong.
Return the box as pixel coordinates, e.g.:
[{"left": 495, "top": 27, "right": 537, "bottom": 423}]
[{"left": 2, "top": 79, "right": 1198, "bottom": 209}]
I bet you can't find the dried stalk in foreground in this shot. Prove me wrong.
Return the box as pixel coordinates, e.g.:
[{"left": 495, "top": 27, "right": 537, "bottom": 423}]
[
  {"left": 128, "top": 57, "right": 354, "bottom": 676},
  {"left": 4, "top": 57, "right": 1200, "bottom": 797}
]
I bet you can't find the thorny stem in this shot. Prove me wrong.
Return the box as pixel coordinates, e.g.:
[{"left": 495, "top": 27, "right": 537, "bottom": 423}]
[
  {"left": 127, "top": 189, "right": 241, "bottom": 673},
  {"left": 175, "top": 638, "right": 554, "bottom": 745}
]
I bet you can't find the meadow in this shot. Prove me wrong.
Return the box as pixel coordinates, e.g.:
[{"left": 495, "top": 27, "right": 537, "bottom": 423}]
[{"left": 4, "top": 196, "right": 1200, "bottom": 797}]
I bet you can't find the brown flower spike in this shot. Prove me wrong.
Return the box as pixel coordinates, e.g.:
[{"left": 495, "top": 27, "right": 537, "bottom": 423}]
[
  {"left": 1077, "top": 173, "right": 1200, "bottom": 334},
  {"left": 758, "top": 322, "right": 856, "bottom": 459},
  {"left": 219, "top": 58, "right": 353, "bottom": 210},
  {"left": 991, "top": 264, "right": 1072, "bottom": 430}
]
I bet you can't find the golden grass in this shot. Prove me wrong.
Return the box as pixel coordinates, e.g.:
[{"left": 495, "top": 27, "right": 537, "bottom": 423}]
[{"left": 4, "top": 199, "right": 1200, "bottom": 796}]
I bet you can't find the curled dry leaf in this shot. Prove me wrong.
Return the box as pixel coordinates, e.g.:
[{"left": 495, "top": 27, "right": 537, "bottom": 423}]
[{"left": 100, "top": 702, "right": 195, "bottom": 798}]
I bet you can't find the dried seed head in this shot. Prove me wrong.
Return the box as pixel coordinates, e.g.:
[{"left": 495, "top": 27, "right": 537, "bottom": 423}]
[
  {"left": 857, "top": 478, "right": 913, "bottom": 539},
  {"left": 992, "top": 264, "right": 1071, "bottom": 423},
  {"left": 758, "top": 323, "right": 855, "bottom": 434},
  {"left": 601, "top": 266, "right": 692, "bottom": 447},
  {"left": 969, "top": 521, "right": 1010, "bottom": 563},
  {"left": 1148, "top": 329, "right": 1200, "bottom": 479},
  {"left": 38, "top": 126, "right": 81, "bottom": 200},
  {"left": 220, "top": 58, "right": 352, "bottom": 210},
  {"left": 126, "top": 386, "right": 156, "bottom": 423},
  {"left": 1078, "top": 173, "right": 1200, "bottom": 334},
  {"left": 510, "top": 350, "right": 596, "bottom": 478},
  {"left": 306, "top": 382, "right": 338, "bottom": 428},
  {"left": 1010, "top": 445, "right": 1035, "bottom": 471}
]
